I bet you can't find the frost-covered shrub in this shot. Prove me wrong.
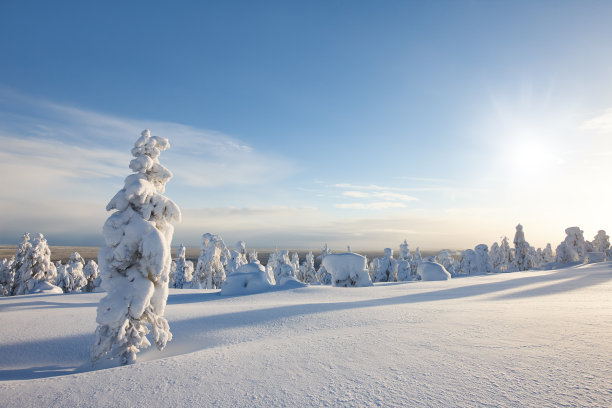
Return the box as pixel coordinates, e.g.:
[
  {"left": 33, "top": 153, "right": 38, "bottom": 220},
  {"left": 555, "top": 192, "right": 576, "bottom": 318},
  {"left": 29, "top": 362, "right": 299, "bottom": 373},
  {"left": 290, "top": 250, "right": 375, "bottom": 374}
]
[
  {"left": 556, "top": 227, "right": 586, "bottom": 264},
  {"left": 273, "top": 250, "right": 297, "bottom": 285},
  {"left": 435, "top": 250, "right": 458, "bottom": 276},
  {"left": 84, "top": 260, "right": 100, "bottom": 292},
  {"left": 590, "top": 230, "right": 610, "bottom": 253},
  {"left": 371, "top": 248, "right": 396, "bottom": 282},
  {"left": 298, "top": 251, "right": 318, "bottom": 284},
  {"left": 192, "top": 233, "right": 230, "bottom": 289},
  {"left": 170, "top": 244, "right": 194, "bottom": 289},
  {"left": 417, "top": 261, "right": 451, "bottom": 281},
  {"left": 226, "top": 241, "right": 247, "bottom": 276},
  {"left": 322, "top": 253, "right": 372, "bottom": 287},
  {"left": 513, "top": 224, "right": 535, "bottom": 271},
  {"left": 92, "top": 130, "right": 180, "bottom": 366},
  {"left": 15, "top": 233, "right": 59, "bottom": 295}
]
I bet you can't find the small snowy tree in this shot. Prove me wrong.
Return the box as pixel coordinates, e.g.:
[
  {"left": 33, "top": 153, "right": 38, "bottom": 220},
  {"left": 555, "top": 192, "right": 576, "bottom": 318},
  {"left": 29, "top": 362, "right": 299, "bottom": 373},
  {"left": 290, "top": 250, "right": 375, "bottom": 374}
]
[
  {"left": 591, "top": 230, "right": 610, "bottom": 253},
  {"left": 290, "top": 252, "right": 300, "bottom": 275},
  {"left": 458, "top": 249, "right": 478, "bottom": 275},
  {"left": 513, "top": 224, "right": 535, "bottom": 271},
  {"left": 316, "top": 244, "right": 333, "bottom": 285},
  {"left": 435, "top": 250, "right": 458, "bottom": 276},
  {"left": 15, "top": 233, "right": 58, "bottom": 295},
  {"left": 63, "top": 252, "right": 87, "bottom": 293},
  {"left": 170, "top": 244, "right": 194, "bottom": 289},
  {"left": 410, "top": 247, "right": 423, "bottom": 276},
  {"left": 226, "top": 241, "right": 248, "bottom": 276},
  {"left": 371, "top": 248, "right": 396, "bottom": 282},
  {"left": 556, "top": 227, "right": 586, "bottom": 264},
  {"left": 92, "top": 130, "right": 180, "bottom": 366},
  {"left": 298, "top": 251, "right": 318, "bottom": 284},
  {"left": 541, "top": 243, "right": 554, "bottom": 265},
  {"left": 192, "top": 233, "right": 230, "bottom": 289},
  {"left": 84, "top": 260, "right": 100, "bottom": 292},
  {"left": 0, "top": 257, "right": 15, "bottom": 296},
  {"left": 474, "top": 244, "right": 492, "bottom": 274},
  {"left": 273, "top": 250, "right": 297, "bottom": 285}
]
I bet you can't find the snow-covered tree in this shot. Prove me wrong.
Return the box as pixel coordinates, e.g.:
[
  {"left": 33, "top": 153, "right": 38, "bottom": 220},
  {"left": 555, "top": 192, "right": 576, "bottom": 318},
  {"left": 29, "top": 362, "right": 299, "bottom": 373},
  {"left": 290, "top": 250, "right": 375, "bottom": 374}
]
[
  {"left": 170, "top": 244, "right": 194, "bottom": 289},
  {"left": 290, "top": 252, "right": 300, "bottom": 275},
  {"left": 513, "top": 224, "right": 535, "bottom": 271},
  {"left": 556, "top": 227, "right": 586, "bottom": 264},
  {"left": 541, "top": 243, "right": 554, "bottom": 265},
  {"left": 474, "top": 244, "right": 492, "bottom": 274},
  {"left": 92, "top": 130, "right": 180, "bottom": 366},
  {"left": 62, "top": 252, "right": 87, "bottom": 293},
  {"left": 273, "top": 250, "right": 297, "bottom": 285},
  {"left": 410, "top": 247, "right": 423, "bottom": 276},
  {"left": 371, "top": 248, "right": 396, "bottom": 282},
  {"left": 590, "top": 230, "right": 610, "bottom": 253},
  {"left": 15, "top": 233, "right": 58, "bottom": 295},
  {"left": 435, "top": 250, "right": 458, "bottom": 276},
  {"left": 192, "top": 233, "right": 230, "bottom": 289},
  {"left": 458, "top": 249, "right": 478, "bottom": 275},
  {"left": 226, "top": 241, "right": 248, "bottom": 276},
  {"left": 316, "top": 244, "right": 332, "bottom": 285},
  {"left": 298, "top": 251, "right": 318, "bottom": 284},
  {"left": 399, "top": 239, "right": 410, "bottom": 260},
  {"left": 84, "top": 260, "right": 100, "bottom": 292},
  {"left": 0, "top": 257, "right": 15, "bottom": 296}
]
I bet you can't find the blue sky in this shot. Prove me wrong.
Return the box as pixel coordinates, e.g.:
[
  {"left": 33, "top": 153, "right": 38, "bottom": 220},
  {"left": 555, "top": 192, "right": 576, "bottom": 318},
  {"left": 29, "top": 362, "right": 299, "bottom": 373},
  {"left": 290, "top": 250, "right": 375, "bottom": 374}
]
[{"left": 1, "top": 1, "right": 612, "bottom": 251}]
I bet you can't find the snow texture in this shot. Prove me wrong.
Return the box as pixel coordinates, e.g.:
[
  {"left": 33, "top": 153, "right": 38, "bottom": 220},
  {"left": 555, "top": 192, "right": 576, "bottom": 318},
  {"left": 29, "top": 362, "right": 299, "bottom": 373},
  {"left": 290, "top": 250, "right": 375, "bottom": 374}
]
[
  {"left": 92, "top": 130, "right": 180, "bottom": 366},
  {"left": 322, "top": 253, "right": 373, "bottom": 287},
  {"left": 4, "top": 262, "right": 612, "bottom": 407}
]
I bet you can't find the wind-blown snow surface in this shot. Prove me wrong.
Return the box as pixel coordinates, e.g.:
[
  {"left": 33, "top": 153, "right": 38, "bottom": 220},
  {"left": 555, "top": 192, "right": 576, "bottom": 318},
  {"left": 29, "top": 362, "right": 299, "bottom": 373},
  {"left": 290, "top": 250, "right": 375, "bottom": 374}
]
[{"left": 1, "top": 262, "right": 612, "bottom": 407}]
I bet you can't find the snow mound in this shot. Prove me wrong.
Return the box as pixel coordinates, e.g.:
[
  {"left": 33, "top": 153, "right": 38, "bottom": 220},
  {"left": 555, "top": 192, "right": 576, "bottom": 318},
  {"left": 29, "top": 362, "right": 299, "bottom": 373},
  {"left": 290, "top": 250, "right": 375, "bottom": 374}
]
[
  {"left": 220, "top": 261, "right": 273, "bottom": 296},
  {"left": 28, "top": 280, "right": 63, "bottom": 294},
  {"left": 417, "top": 261, "right": 451, "bottom": 281},
  {"left": 322, "top": 253, "right": 373, "bottom": 287}
]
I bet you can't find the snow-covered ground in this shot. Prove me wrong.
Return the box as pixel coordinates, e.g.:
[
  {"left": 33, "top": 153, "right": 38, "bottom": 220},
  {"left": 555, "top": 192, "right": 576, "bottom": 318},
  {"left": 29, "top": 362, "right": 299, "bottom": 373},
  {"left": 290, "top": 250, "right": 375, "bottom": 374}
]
[{"left": 1, "top": 262, "right": 611, "bottom": 407}]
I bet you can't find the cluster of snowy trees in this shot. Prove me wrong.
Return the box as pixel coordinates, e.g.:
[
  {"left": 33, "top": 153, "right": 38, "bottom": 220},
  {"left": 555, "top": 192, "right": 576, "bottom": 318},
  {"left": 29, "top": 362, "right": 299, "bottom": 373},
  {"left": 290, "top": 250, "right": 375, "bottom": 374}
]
[
  {"left": 455, "top": 225, "right": 611, "bottom": 277},
  {"left": 0, "top": 232, "right": 99, "bottom": 296}
]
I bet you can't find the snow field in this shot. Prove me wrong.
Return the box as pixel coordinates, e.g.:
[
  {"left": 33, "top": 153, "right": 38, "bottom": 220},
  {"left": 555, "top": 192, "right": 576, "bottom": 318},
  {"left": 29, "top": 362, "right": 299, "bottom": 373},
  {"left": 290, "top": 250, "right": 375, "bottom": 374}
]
[{"left": 1, "top": 262, "right": 611, "bottom": 407}]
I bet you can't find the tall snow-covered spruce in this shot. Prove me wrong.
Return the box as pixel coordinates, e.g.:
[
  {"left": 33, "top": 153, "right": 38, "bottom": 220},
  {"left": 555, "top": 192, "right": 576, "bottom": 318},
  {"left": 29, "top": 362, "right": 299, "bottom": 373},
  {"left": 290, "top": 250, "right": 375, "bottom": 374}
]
[{"left": 92, "top": 130, "right": 181, "bottom": 366}]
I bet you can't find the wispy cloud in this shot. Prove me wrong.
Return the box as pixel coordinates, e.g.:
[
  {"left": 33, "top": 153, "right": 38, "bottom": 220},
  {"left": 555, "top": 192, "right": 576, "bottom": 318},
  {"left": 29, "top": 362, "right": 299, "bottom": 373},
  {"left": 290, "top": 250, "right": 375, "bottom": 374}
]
[
  {"left": 580, "top": 108, "right": 612, "bottom": 133},
  {"left": 0, "top": 87, "right": 295, "bottom": 189},
  {"left": 0, "top": 88, "right": 297, "bottom": 245}
]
